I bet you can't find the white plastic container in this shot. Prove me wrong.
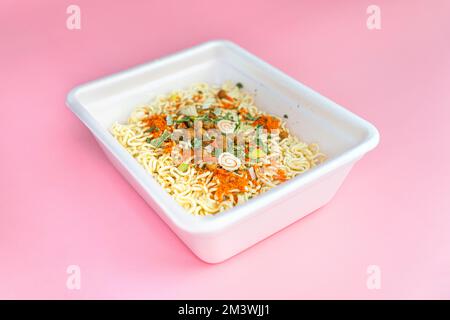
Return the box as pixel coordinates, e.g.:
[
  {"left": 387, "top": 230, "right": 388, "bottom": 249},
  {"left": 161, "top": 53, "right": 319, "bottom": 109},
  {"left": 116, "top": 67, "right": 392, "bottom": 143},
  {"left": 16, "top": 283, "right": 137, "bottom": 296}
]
[{"left": 66, "top": 40, "right": 379, "bottom": 263}]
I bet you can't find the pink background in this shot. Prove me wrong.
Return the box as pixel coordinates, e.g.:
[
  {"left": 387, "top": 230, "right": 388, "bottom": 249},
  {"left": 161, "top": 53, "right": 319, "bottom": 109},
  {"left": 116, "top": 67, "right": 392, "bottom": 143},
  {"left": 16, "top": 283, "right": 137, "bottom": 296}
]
[{"left": 1, "top": 0, "right": 450, "bottom": 299}]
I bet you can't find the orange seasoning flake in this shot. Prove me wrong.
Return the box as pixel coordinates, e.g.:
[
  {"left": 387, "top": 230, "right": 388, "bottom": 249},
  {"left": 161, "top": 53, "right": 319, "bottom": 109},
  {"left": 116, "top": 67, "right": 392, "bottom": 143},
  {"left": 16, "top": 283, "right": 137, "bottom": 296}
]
[
  {"left": 145, "top": 114, "right": 168, "bottom": 138},
  {"left": 252, "top": 115, "right": 280, "bottom": 130},
  {"left": 217, "top": 89, "right": 236, "bottom": 109},
  {"left": 163, "top": 140, "right": 175, "bottom": 154},
  {"left": 214, "top": 168, "right": 249, "bottom": 201},
  {"left": 221, "top": 101, "right": 237, "bottom": 109},
  {"left": 275, "top": 168, "right": 287, "bottom": 182}
]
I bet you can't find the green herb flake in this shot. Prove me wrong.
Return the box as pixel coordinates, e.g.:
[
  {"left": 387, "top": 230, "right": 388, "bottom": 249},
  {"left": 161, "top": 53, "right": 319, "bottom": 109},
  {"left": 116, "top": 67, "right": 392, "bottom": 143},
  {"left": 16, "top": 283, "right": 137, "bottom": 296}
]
[
  {"left": 193, "top": 138, "right": 202, "bottom": 148},
  {"left": 178, "top": 163, "right": 189, "bottom": 172},
  {"left": 145, "top": 126, "right": 159, "bottom": 133},
  {"left": 150, "top": 130, "right": 171, "bottom": 148},
  {"left": 174, "top": 117, "right": 189, "bottom": 123},
  {"left": 245, "top": 114, "right": 259, "bottom": 121},
  {"left": 249, "top": 148, "right": 266, "bottom": 160},
  {"left": 236, "top": 82, "right": 243, "bottom": 89}
]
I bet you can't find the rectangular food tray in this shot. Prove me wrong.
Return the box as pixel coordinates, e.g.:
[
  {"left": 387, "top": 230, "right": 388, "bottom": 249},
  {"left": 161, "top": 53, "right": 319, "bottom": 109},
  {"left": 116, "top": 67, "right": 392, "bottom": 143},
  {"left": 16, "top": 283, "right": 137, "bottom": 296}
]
[{"left": 66, "top": 40, "right": 379, "bottom": 263}]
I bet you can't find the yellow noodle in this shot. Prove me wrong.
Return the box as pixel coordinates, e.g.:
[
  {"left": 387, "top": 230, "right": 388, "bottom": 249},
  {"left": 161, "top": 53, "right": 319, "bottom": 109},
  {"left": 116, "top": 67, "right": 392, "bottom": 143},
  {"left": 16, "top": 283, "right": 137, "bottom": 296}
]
[{"left": 110, "top": 81, "right": 326, "bottom": 215}]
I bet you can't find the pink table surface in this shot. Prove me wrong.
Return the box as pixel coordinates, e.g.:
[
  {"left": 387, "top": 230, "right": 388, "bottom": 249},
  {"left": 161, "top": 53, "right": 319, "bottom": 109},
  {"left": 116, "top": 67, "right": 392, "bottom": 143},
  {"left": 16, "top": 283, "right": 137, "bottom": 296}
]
[{"left": 1, "top": 0, "right": 450, "bottom": 299}]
